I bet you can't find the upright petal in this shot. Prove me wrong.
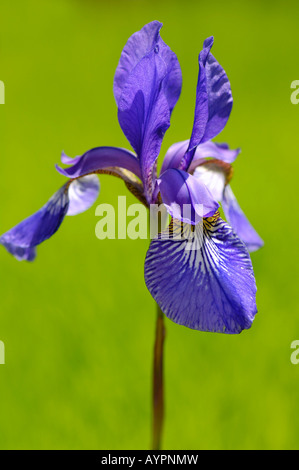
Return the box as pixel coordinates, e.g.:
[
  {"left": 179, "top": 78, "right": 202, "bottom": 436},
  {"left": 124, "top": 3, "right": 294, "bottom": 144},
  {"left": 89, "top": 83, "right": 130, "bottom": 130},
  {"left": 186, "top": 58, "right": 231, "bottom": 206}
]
[
  {"left": 145, "top": 217, "right": 257, "bottom": 334},
  {"left": 114, "top": 21, "right": 182, "bottom": 114},
  {"left": 157, "top": 168, "right": 219, "bottom": 224},
  {"left": 180, "top": 37, "right": 233, "bottom": 171},
  {"left": 188, "top": 37, "right": 213, "bottom": 151},
  {"left": 222, "top": 185, "right": 264, "bottom": 252},
  {"left": 0, "top": 176, "right": 100, "bottom": 261},
  {"left": 117, "top": 50, "right": 171, "bottom": 200}
]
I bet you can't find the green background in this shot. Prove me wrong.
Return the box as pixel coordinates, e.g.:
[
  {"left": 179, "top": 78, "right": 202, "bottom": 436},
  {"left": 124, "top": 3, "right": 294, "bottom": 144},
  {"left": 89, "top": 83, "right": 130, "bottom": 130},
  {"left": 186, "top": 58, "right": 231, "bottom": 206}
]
[{"left": 0, "top": 0, "right": 298, "bottom": 450}]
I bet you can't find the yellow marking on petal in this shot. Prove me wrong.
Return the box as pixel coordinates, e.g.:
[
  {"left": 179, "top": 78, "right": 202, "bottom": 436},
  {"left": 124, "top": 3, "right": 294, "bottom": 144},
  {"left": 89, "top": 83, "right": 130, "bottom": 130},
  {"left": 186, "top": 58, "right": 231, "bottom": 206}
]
[{"left": 204, "top": 211, "right": 220, "bottom": 228}]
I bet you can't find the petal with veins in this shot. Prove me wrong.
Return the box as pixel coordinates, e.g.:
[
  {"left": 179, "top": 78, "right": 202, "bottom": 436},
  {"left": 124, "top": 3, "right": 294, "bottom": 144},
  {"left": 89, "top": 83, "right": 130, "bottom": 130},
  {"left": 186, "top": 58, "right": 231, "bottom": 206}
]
[{"left": 145, "top": 217, "right": 257, "bottom": 334}]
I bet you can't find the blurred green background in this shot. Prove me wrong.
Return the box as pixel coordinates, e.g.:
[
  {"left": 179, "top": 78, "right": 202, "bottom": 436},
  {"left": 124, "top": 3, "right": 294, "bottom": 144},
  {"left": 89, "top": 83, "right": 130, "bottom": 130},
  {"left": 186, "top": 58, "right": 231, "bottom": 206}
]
[{"left": 0, "top": 0, "right": 298, "bottom": 450}]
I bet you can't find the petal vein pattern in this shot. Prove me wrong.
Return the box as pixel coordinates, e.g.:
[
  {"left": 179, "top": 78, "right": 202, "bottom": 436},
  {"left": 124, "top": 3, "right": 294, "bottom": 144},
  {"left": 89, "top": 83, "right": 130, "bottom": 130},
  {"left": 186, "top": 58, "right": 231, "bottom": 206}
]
[{"left": 145, "top": 217, "right": 257, "bottom": 334}]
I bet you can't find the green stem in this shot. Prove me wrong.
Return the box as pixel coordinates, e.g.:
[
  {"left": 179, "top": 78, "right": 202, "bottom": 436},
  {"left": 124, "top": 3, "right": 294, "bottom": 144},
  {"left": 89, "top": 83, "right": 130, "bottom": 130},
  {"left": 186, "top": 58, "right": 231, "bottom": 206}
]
[{"left": 152, "top": 304, "right": 166, "bottom": 450}]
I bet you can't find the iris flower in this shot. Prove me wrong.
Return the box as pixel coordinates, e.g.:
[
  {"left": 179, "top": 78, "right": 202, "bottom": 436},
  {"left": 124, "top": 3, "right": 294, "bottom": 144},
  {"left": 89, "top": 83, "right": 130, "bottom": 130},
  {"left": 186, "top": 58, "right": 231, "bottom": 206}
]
[
  {"left": 0, "top": 20, "right": 263, "bottom": 449},
  {"left": 0, "top": 21, "right": 262, "bottom": 334}
]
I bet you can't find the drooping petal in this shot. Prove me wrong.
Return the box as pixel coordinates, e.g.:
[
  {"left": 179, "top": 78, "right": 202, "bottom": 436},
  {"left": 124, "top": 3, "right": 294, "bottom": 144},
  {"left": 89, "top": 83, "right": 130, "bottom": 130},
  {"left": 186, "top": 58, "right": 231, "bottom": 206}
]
[
  {"left": 56, "top": 146, "right": 142, "bottom": 180},
  {"left": 114, "top": 21, "right": 182, "bottom": 114},
  {"left": 180, "top": 37, "right": 233, "bottom": 171},
  {"left": 161, "top": 140, "right": 239, "bottom": 173},
  {"left": 0, "top": 176, "right": 100, "bottom": 261},
  {"left": 222, "top": 185, "right": 264, "bottom": 252},
  {"left": 157, "top": 168, "right": 219, "bottom": 224},
  {"left": 145, "top": 217, "right": 257, "bottom": 334},
  {"left": 0, "top": 185, "right": 69, "bottom": 261},
  {"left": 67, "top": 175, "right": 100, "bottom": 216}
]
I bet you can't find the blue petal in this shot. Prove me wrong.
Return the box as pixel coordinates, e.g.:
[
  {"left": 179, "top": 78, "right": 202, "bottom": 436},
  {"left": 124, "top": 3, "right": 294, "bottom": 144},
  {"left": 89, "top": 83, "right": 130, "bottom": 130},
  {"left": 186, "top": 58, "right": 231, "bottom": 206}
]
[
  {"left": 0, "top": 185, "right": 69, "bottom": 261},
  {"left": 0, "top": 176, "right": 100, "bottom": 261},
  {"left": 114, "top": 21, "right": 182, "bottom": 114},
  {"left": 188, "top": 38, "right": 213, "bottom": 150},
  {"left": 115, "top": 22, "right": 182, "bottom": 201},
  {"left": 158, "top": 168, "right": 219, "bottom": 224},
  {"left": 161, "top": 140, "right": 240, "bottom": 173},
  {"left": 56, "top": 146, "right": 142, "bottom": 180},
  {"left": 160, "top": 140, "right": 189, "bottom": 173},
  {"left": 118, "top": 50, "right": 171, "bottom": 201},
  {"left": 199, "top": 41, "right": 233, "bottom": 143},
  {"left": 222, "top": 185, "right": 264, "bottom": 252},
  {"left": 180, "top": 37, "right": 233, "bottom": 171},
  {"left": 60, "top": 151, "right": 82, "bottom": 166},
  {"left": 189, "top": 141, "right": 240, "bottom": 167},
  {"left": 145, "top": 217, "right": 257, "bottom": 334}
]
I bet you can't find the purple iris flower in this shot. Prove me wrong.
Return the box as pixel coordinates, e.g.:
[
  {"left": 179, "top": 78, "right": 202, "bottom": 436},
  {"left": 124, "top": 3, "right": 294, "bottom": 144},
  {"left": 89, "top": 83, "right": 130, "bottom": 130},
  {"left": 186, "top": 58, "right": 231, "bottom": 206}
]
[{"left": 0, "top": 21, "right": 262, "bottom": 334}]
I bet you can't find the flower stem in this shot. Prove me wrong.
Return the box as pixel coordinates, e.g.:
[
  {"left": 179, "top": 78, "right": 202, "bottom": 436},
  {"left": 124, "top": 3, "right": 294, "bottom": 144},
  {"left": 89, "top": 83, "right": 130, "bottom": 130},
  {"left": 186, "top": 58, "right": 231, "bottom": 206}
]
[{"left": 152, "top": 304, "right": 166, "bottom": 450}]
